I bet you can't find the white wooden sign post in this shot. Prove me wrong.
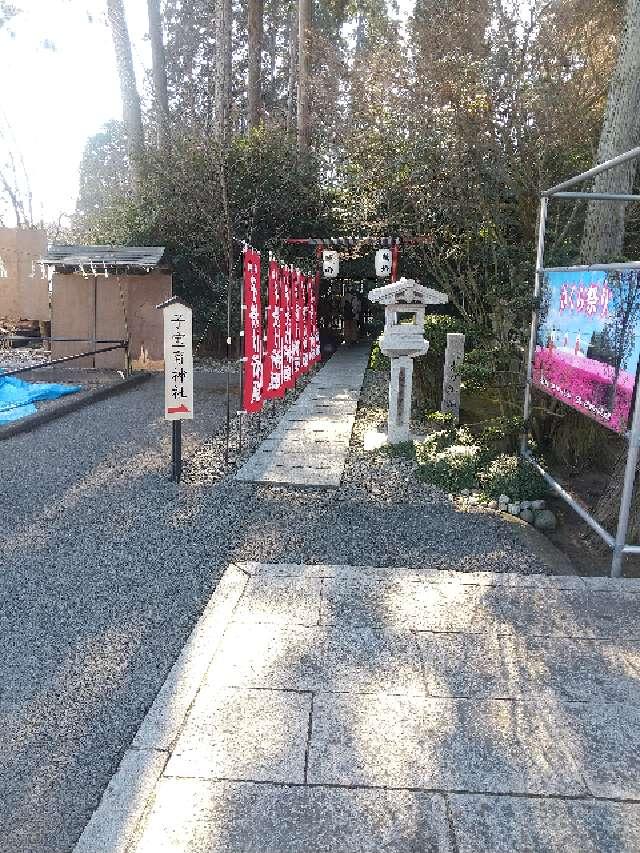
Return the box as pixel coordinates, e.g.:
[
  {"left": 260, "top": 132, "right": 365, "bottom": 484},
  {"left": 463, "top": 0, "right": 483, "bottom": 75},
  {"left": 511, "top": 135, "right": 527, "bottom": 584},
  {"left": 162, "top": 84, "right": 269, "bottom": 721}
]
[{"left": 159, "top": 297, "right": 193, "bottom": 483}]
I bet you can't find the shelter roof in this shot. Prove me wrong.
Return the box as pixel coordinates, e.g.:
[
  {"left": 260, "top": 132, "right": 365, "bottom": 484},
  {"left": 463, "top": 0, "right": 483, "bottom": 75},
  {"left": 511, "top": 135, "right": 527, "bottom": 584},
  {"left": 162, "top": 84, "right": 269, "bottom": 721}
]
[{"left": 40, "top": 245, "right": 168, "bottom": 272}]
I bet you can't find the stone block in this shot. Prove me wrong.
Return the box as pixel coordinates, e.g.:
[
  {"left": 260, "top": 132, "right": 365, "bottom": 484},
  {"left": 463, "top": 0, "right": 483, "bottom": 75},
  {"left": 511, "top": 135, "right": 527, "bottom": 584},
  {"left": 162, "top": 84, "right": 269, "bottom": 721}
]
[
  {"left": 131, "top": 779, "right": 452, "bottom": 853},
  {"left": 448, "top": 794, "right": 640, "bottom": 853},
  {"left": 165, "top": 686, "right": 311, "bottom": 784},
  {"left": 206, "top": 622, "right": 324, "bottom": 690},
  {"left": 416, "top": 632, "right": 517, "bottom": 698},
  {"left": 508, "top": 635, "right": 640, "bottom": 704},
  {"left": 307, "top": 694, "right": 586, "bottom": 794},
  {"left": 321, "top": 576, "right": 491, "bottom": 632},
  {"left": 554, "top": 701, "right": 640, "bottom": 799},
  {"left": 232, "top": 576, "right": 322, "bottom": 626},
  {"left": 319, "top": 626, "right": 425, "bottom": 695}
]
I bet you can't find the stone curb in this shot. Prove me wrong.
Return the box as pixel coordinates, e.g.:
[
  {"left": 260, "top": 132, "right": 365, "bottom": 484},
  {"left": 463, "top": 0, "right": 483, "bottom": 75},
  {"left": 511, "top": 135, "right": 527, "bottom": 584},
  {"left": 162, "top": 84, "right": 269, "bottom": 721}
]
[
  {"left": 72, "top": 563, "right": 251, "bottom": 853},
  {"left": 0, "top": 372, "right": 154, "bottom": 442},
  {"left": 499, "top": 510, "right": 577, "bottom": 577}
]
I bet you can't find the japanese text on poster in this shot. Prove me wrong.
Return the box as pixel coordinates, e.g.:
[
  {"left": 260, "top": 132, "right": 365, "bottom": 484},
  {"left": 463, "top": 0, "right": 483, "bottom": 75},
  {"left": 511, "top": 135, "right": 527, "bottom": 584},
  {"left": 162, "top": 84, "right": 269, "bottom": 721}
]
[
  {"left": 242, "top": 248, "right": 264, "bottom": 413},
  {"left": 533, "top": 269, "right": 640, "bottom": 433}
]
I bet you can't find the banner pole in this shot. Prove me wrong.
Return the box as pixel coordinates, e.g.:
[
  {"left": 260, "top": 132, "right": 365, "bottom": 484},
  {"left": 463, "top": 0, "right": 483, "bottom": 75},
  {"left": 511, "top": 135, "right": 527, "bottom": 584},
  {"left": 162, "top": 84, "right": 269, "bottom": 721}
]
[
  {"left": 521, "top": 196, "right": 548, "bottom": 456},
  {"left": 172, "top": 421, "right": 182, "bottom": 483}
]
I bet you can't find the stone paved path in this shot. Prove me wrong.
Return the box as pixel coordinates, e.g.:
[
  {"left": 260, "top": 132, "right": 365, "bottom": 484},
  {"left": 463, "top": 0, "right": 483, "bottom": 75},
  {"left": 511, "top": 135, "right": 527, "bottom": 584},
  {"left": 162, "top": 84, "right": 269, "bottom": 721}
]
[
  {"left": 235, "top": 345, "right": 370, "bottom": 487},
  {"left": 75, "top": 562, "right": 640, "bottom": 853}
]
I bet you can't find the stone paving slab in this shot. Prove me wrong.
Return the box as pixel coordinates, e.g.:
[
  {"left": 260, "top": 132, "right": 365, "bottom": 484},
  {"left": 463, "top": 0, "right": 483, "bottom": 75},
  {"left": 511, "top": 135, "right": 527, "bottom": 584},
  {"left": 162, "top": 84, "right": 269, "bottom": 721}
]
[
  {"left": 321, "top": 626, "right": 425, "bottom": 695},
  {"left": 555, "top": 701, "right": 640, "bottom": 799},
  {"left": 230, "top": 575, "right": 321, "bottom": 626},
  {"left": 244, "top": 561, "right": 587, "bottom": 588},
  {"left": 449, "top": 794, "right": 640, "bottom": 853},
  {"left": 165, "top": 686, "right": 311, "bottom": 784},
  {"left": 205, "top": 622, "right": 324, "bottom": 691},
  {"left": 235, "top": 345, "right": 369, "bottom": 486},
  {"left": 417, "top": 632, "right": 517, "bottom": 698},
  {"left": 508, "top": 635, "right": 640, "bottom": 704},
  {"left": 307, "top": 694, "right": 587, "bottom": 794},
  {"left": 130, "top": 779, "right": 451, "bottom": 853},
  {"left": 488, "top": 588, "right": 640, "bottom": 639},
  {"left": 74, "top": 563, "right": 640, "bottom": 852},
  {"left": 321, "top": 575, "right": 492, "bottom": 632},
  {"left": 206, "top": 622, "right": 424, "bottom": 695}
]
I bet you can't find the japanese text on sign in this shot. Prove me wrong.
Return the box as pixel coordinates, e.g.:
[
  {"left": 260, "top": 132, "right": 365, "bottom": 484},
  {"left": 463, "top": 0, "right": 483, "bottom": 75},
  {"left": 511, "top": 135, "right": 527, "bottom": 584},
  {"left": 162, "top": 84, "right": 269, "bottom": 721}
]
[{"left": 163, "top": 302, "right": 194, "bottom": 420}]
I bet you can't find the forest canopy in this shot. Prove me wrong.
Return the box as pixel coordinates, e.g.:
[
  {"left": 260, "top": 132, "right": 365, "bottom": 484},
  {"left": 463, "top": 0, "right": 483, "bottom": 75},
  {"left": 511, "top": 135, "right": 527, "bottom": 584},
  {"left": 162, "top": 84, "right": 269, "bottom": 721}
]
[{"left": 73, "top": 0, "right": 639, "bottom": 342}]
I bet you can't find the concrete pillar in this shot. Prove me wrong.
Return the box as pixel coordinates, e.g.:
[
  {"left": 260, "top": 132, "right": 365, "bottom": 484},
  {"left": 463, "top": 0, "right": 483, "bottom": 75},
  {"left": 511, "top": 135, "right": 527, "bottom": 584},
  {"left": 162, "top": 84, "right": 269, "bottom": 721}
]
[{"left": 441, "top": 332, "right": 465, "bottom": 422}]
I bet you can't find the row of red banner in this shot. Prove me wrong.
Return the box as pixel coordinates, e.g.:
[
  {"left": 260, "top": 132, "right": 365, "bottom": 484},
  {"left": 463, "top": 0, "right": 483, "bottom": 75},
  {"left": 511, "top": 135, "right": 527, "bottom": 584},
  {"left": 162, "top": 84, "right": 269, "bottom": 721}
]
[{"left": 242, "top": 249, "right": 321, "bottom": 413}]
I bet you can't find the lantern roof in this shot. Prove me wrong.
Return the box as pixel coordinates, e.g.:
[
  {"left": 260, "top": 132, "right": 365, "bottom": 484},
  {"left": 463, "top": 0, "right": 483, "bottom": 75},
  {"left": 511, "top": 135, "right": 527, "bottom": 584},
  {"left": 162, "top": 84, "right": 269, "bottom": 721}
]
[{"left": 368, "top": 278, "right": 448, "bottom": 307}]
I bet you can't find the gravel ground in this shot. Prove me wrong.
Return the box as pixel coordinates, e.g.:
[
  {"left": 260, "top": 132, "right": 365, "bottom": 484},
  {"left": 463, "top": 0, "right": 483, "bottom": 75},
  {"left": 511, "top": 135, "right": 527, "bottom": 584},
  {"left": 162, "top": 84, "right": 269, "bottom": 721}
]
[
  {"left": 0, "top": 346, "right": 50, "bottom": 372},
  {"left": 0, "top": 359, "right": 547, "bottom": 853},
  {"left": 232, "top": 369, "right": 549, "bottom": 573}
]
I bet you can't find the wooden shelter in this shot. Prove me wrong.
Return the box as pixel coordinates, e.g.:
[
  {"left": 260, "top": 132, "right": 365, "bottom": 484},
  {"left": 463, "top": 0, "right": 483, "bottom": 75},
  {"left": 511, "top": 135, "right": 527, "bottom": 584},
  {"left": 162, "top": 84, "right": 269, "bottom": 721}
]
[{"left": 41, "top": 245, "right": 172, "bottom": 370}]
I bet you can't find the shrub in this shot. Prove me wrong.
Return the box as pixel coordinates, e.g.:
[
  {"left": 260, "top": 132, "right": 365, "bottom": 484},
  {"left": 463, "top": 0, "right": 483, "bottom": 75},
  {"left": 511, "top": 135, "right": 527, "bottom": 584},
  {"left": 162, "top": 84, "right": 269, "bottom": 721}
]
[
  {"left": 381, "top": 440, "right": 416, "bottom": 460},
  {"left": 369, "top": 337, "right": 390, "bottom": 372},
  {"left": 414, "top": 315, "right": 469, "bottom": 411},
  {"left": 416, "top": 443, "right": 483, "bottom": 492},
  {"left": 425, "top": 410, "right": 457, "bottom": 428},
  {"left": 479, "top": 454, "right": 548, "bottom": 501},
  {"left": 476, "top": 416, "right": 526, "bottom": 453}
]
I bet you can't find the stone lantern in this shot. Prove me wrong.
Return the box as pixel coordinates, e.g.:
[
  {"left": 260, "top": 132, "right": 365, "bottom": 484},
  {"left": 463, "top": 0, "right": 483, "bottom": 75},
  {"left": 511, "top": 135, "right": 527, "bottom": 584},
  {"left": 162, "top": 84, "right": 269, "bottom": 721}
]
[{"left": 368, "top": 277, "right": 448, "bottom": 443}]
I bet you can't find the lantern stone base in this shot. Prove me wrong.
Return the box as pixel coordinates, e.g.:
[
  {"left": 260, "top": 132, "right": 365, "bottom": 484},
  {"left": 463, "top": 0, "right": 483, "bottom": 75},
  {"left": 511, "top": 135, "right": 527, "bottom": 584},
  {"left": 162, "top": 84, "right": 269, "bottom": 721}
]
[
  {"left": 363, "top": 429, "right": 426, "bottom": 451},
  {"left": 388, "top": 356, "right": 413, "bottom": 444}
]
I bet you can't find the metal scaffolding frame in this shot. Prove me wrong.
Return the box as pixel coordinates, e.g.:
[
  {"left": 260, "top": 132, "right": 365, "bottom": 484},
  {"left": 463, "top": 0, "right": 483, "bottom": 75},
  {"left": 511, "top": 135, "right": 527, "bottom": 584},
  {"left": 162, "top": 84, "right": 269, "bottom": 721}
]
[{"left": 521, "top": 145, "right": 640, "bottom": 578}]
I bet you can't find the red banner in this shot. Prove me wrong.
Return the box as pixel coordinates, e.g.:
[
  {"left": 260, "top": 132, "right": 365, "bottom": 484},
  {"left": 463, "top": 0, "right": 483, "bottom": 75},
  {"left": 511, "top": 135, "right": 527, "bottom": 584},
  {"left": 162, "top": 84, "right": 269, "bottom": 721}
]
[
  {"left": 242, "top": 247, "right": 263, "bottom": 413},
  {"left": 282, "top": 265, "right": 294, "bottom": 390},
  {"left": 301, "top": 274, "right": 310, "bottom": 373},
  {"left": 292, "top": 268, "right": 302, "bottom": 379},
  {"left": 310, "top": 271, "right": 320, "bottom": 364},
  {"left": 263, "top": 259, "right": 285, "bottom": 399}
]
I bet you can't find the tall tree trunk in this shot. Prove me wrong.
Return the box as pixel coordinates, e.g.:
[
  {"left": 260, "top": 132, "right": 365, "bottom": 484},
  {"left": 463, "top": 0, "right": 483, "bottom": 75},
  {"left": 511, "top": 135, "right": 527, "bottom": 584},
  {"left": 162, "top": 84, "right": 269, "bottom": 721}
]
[
  {"left": 580, "top": 0, "right": 640, "bottom": 263},
  {"left": 587, "top": 0, "right": 640, "bottom": 558},
  {"left": 223, "top": 0, "right": 232, "bottom": 136},
  {"left": 214, "top": 0, "right": 232, "bottom": 139},
  {"left": 297, "top": 0, "right": 311, "bottom": 150},
  {"left": 247, "top": 0, "right": 263, "bottom": 131},
  {"left": 147, "top": 0, "right": 170, "bottom": 150},
  {"left": 287, "top": 4, "right": 298, "bottom": 134},
  {"left": 107, "top": 0, "right": 144, "bottom": 185}
]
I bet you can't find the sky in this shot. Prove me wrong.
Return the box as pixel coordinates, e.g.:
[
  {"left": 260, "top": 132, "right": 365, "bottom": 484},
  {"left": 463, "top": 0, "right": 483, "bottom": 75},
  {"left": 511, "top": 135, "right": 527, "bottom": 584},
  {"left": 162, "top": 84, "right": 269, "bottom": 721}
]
[
  {"left": 0, "top": 0, "right": 416, "bottom": 228},
  {"left": 0, "top": 0, "right": 151, "bottom": 226}
]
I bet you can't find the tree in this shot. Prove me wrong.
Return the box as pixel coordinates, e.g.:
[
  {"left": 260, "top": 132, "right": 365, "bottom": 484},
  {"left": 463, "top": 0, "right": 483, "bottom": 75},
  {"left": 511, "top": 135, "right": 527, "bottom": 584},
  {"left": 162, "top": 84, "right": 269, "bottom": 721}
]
[
  {"left": 0, "top": 1, "right": 17, "bottom": 30},
  {"left": 107, "top": 0, "right": 145, "bottom": 185},
  {"left": 286, "top": 2, "right": 298, "bottom": 133},
  {"left": 147, "top": 0, "right": 170, "bottom": 149},
  {"left": 297, "top": 0, "right": 312, "bottom": 149},
  {"left": 247, "top": 0, "right": 264, "bottom": 131},
  {"left": 214, "top": 0, "right": 232, "bottom": 139},
  {"left": 75, "top": 121, "right": 129, "bottom": 228},
  {"left": 581, "top": 0, "right": 640, "bottom": 262}
]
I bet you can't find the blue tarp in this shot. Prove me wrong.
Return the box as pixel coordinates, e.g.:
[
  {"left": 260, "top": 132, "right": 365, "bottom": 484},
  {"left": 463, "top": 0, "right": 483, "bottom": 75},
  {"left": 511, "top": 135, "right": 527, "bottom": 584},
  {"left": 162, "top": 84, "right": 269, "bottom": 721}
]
[{"left": 0, "top": 374, "right": 82, "bottom": 424}]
